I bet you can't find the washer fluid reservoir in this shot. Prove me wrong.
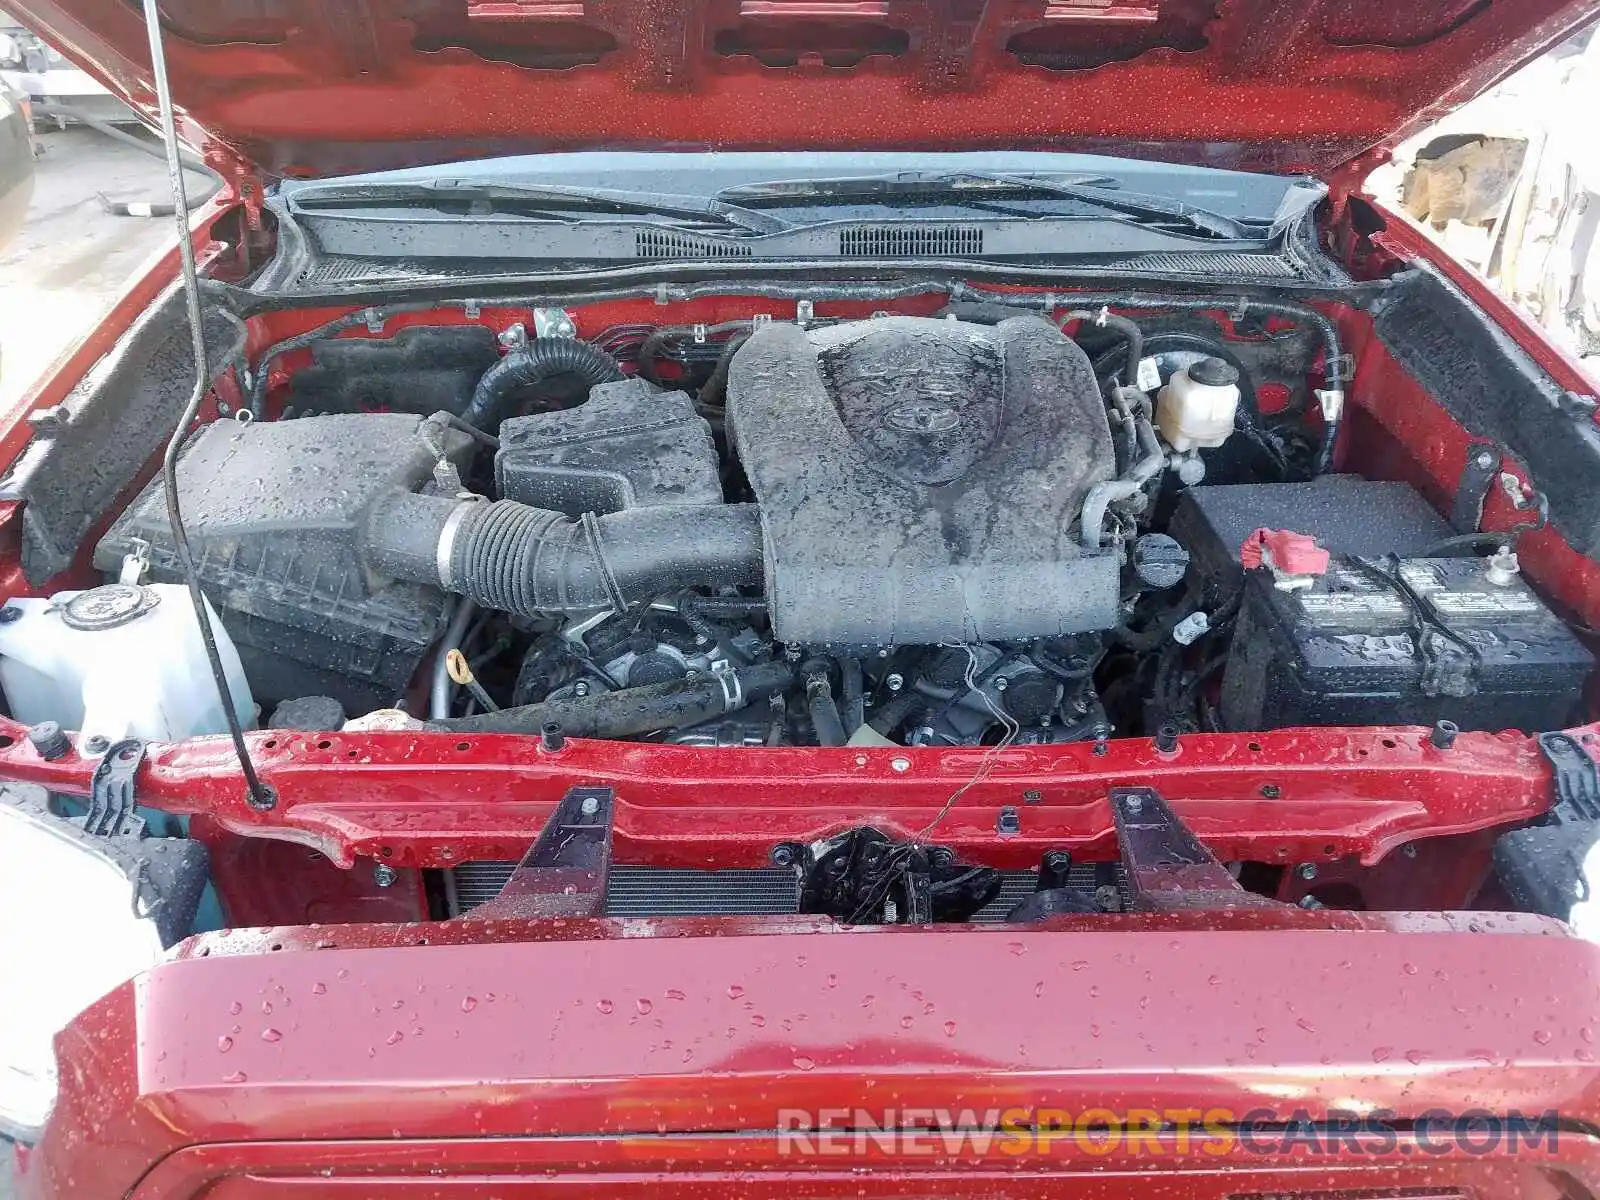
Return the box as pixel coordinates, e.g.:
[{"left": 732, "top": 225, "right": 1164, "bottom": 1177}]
[{"left": 0, "top": 583, "right": 255, "bottom": 751}]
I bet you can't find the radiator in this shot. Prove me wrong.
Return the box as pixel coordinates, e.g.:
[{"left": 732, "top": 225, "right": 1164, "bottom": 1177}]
[{"left": 443, "top": 862, "right": 1116, "bottom": 922}]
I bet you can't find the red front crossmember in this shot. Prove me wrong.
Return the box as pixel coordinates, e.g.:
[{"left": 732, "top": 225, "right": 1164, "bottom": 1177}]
[{"left": 0, "top": 714, "right": 1583, "bottom": 895}]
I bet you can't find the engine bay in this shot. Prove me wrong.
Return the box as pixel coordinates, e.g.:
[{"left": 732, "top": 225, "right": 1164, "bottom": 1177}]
[
  {"left": 71, "top": 297, "right": 1591, "bottom": 755},
  {"left": 1, "top": 277, "right": 1597, "bottom": 927}
]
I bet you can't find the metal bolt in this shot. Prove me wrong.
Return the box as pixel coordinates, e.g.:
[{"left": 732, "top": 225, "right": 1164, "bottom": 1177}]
[
  {"left": 1260, "top": 784, "right": 1282, "bottom": 799},
  {"left": 26, "top": 721, "right": 69, "bottom": 761},
  {"left": 373, "top": 863, "right": 398, "bottom": 888},
  {"left": 1023, "top": 788, "right": 1043, "bottom": 805},
  {"left": 1297, "top": 863, "right": 1318, "bottom": 881},
  {"left": 1475, "top": 450, "right": 1495, "bottom": 470},
  {"left": 1042, "top": 850, "right": 1072, "bottom": 873},
  {"left": 1298, "top": 894, "right": 1326, "bottom": 909},
  {"left": 890, "top": 756, "right": 911, "bottom": 773},
  {"left": 580, "top": 795, "right": 600, "bottom": 816},
  {"left": 1154, "top": 722, "right": 1180, "bottom": 753},
  {"left": 82, "top": 734, "right": 110, "bottom": 755},
  {"left": 540, "top": 721, "right": 566, "bottom": 753},
  {"left": 1402, "top": 843, "right": 1418, "bottom": 859},
  {"left": 573, "top": 680, "right": 591, "bottom": 698},
  {"left": 1124, "top": 794, "right": 1144, "bottom": 815},
  {"left": 1430, "top": 719, "right": 1459, "bottom": 750},
  {"left": 993, "top": 676, "right": 1009, "bottom": 693},
  {"left": 885, "top": 672, "right": 904, "bottom": 692},
  {"left": 770, "top": 844, "right": 797, "bottom": 867}
]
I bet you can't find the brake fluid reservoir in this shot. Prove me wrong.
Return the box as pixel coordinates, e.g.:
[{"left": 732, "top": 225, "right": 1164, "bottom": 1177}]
[
  {"left": 0, "top": 583, "right": 255, "bottom": 751},
  {"left": 1156, "top": 357, "right": 1241, "bottom": 451}
]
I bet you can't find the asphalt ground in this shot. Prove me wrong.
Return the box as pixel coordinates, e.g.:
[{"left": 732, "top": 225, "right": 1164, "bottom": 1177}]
[{"left": 0, "top": 123, "right": 174, "bottom": 411}]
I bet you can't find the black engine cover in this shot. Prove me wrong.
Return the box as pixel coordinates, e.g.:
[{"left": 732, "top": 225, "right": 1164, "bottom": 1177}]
[{"left": 726, "top": 316, "right": 1120, "bottom": 646}]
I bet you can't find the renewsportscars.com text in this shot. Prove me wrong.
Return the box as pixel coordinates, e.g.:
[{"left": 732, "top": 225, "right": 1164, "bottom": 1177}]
[{"left": 776, "top": 1107, "right": 1562, "bottom": 1157}]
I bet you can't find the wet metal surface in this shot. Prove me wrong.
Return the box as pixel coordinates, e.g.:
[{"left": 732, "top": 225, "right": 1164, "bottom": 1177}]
[{"left": 0, "top": 127, "right": 171, "bottom": 412}]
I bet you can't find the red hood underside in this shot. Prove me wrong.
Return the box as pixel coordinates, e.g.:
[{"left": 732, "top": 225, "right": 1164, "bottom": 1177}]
[{"left": 4, "top": 0, "right": 1597, "bottom": 179}]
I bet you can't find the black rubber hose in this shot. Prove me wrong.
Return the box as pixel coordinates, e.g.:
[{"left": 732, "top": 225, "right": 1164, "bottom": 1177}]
[
  {"left": 366, "top": 493, "right": 765, "bottom": 616},
  {"left": 804, "top": 664, "right": 847, "bottom": 747},
  {"left": 698, "top": 332, "right": 752, "bottom": 411},
  {"left": 679, "top": 593, "right": 768, "bottom": 619},
  {"left": 461, "top": 338, "right": 623, "bottom": 431},
  {"left": 840, "top": 657, "right": 865, "bottom": 736},
  {"left": 33, "top": 105, "right": 224, "bottom": 219},
  {"left": 430, "top": 661, "right": 793, "bottom": 736},
  {"left": 868, "top": 689, "right": 922, "bottom": 737},
  {"left": 1059, "top": 309, "right": 1144, "bottom": 384},
  {"left": 1045, "top": 293, "right": 1346, "bottom": 474},
  {"left": 437, "top": 412, "right": 500, "bottom": 451},
  {"left": 637, "top": 320, "right": 752, "bottom": 386}
]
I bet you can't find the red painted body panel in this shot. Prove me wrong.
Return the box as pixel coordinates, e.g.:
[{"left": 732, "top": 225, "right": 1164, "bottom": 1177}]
[
  {"left": 0, "top": 714, "right": 1584, "bottom": 876},
  {"left": 19, "top": 915, "right": 1600, "bottom": 1199},
  {"left": 0, "top": 0, "right": 1597, "bottom": 177},
  {"left": 127, "top": 1151, "right": 1599, "bottom": 1200}
]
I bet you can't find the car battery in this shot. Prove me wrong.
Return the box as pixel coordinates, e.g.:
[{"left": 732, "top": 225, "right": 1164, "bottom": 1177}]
[
  {"left": 1219, "top": 554, "right": 1593, "bottom": 733},
  {"left": 1170, "top": 475, "right": 1455, "bottom": 592}
]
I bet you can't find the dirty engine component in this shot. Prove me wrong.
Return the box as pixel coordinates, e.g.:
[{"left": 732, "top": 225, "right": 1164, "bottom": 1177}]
[
  {"left": 726, "top": 315, "right": 1121, "bottom": 645},
  {"left": 96, "top": 413, "right": 472, "bottom": 712},
  {"left": 82, "top": 306, "right": 1595, "bottom": 752}
]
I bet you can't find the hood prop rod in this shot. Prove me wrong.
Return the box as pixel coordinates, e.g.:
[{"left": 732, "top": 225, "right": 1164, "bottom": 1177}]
[{"left": 139, "top": 0, "right": 276, "bottom": 811}]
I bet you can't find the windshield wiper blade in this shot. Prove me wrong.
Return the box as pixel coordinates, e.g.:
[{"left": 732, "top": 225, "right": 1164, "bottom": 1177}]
[
  {"left": 719, "top": 171, "right": 1121, "bottom": 198},
  {"left": 965, "top": 171, "right": 1259, "bottom": 239},
  {"left": 289, "top": 179, "right": 791, "bottom": 235},
  {"left": 718, "top": 170, "right": 1258, "bottom": 239}
]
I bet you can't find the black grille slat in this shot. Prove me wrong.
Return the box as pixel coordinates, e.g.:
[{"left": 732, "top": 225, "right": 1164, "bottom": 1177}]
[
  {"left": 293, "top": 257, "right": 503, "bottom": 287},
  {"left": 633, "top": 229, "right": 754, "bottom": 259},
  {"left": 1098, "top": 251, "right": 1301, "bottom": 278},
  {"left": 446, "top": 862, "right": 1114, "bottom": 921},
  {"left": 837, "top": 225, "right": 983, "bottom": 257}
]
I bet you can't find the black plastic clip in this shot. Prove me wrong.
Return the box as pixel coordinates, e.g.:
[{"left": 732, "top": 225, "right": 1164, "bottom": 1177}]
[
  {"left": 1538, "top": 732, "right": 1600, "bottom": 822},
  {"left": 84, "top": 738, "right": 146, "bottom": 838}
]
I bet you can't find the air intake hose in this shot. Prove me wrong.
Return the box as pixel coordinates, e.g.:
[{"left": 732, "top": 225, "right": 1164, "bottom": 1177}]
[
  {"left": 460, "top": 338, "right": 624, "bottom": 431},
  {"left": 366, "top": 493, "right": 765, "bottom": 617}
]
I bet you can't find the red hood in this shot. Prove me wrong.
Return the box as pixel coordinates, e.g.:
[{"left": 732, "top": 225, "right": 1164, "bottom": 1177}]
[{"left": 6, "top": 0, "right": 1597, "bottom": 179}]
